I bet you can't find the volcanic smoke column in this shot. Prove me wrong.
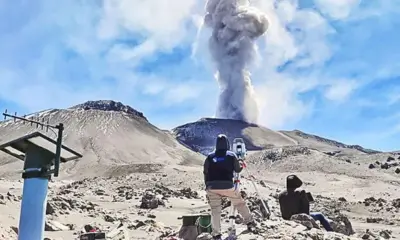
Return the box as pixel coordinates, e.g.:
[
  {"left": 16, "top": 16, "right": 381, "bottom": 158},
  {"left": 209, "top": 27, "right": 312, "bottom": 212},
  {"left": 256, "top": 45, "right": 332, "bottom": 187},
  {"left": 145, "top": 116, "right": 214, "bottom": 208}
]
[{"left": 204, "top": 0, "right": 269, "bottom": 123}]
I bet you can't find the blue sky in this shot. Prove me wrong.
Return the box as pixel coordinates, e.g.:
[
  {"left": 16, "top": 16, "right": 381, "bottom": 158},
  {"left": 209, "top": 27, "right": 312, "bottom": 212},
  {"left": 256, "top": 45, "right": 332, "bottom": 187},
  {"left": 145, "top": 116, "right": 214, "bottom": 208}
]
[{"left": 0, "top": 0, "right": 399, "bottom": 151}]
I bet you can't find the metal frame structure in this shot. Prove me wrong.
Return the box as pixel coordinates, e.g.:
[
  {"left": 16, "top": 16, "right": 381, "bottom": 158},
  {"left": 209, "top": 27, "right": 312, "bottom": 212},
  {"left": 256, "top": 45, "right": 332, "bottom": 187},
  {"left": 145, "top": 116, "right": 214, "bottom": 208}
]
[{"left": 0, "top": 110, "right": 82, "bottom": 240}]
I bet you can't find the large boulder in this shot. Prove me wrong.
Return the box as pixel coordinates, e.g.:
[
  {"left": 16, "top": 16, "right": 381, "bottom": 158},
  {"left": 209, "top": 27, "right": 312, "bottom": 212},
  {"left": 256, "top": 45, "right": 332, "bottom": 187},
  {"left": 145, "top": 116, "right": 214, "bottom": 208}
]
[
  {"left": 45, "top": 220, "right": 69, "bottom": 231},
  {"left": 140, "top": 191, "right": 164, "bottom": 209},
  {"left": 290, "top": 214, "right": 320, "bottom": 229},
  {"left": 329, "top": 214, "right": 355, "bottom": 236}
]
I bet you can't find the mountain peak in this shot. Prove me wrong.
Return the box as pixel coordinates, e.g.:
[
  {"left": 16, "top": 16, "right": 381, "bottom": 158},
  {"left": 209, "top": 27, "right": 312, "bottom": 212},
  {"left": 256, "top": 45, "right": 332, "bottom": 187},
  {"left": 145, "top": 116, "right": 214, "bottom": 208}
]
[
  {"left": 173, "top": 118, "right": 297, "bottom": 154},
  {"left": 70, "top": 100, "right": 147, "bottom": 121}
]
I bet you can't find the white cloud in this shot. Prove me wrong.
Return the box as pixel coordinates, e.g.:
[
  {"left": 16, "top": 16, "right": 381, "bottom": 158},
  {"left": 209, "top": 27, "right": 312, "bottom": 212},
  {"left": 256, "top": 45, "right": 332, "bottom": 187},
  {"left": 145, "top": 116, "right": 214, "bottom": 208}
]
[
  {"left": 242, "top": 0, "right": 337, "bottom": 127},
  {"left": 255, "top": 74, "right": 316, "bottom": 128},
  {"left": 254, "top": 0, "right": 299, "bottom": 69},
  {"left": 387, "top": 88, "right": 400, "bottom": 105},
  {"left": 237, "top": 0, "right": 397, "bottom": 128},
  {"left": 0, "top": 0, "right": 206, "bottom": 112},
  {"left": 163, "top": 83, "right": 205, "bottom": 105},
  {"left": 314, "top": 0, "right": 361, "bottom": 19},
  {"left": 97, "top": 0, "right": 198, "bottom": 59},
  {"left": 324, "top": 80, "right": 359, "bottom": 102},
  {"left": 142, "top": 78, "right": 214, "bottom": 106},
  {"left": 0, "top": 0, "right": 399, "bottom": 133},
  {"left": 99, "top": 0, "right": 196, "bottom": 37}
]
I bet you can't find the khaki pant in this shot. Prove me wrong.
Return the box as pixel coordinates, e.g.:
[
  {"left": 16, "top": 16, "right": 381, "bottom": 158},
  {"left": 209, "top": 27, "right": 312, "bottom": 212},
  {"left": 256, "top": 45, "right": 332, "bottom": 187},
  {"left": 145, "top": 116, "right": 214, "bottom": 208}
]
[{"left": 207, "top": 188, "right": 253, "bottom": 236}]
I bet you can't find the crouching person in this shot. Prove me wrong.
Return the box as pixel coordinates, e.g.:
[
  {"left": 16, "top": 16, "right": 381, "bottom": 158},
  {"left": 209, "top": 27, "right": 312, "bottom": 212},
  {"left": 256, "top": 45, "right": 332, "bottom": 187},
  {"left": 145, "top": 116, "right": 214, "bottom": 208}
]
[
  {"left": 278, "top": 175, "right": 333, "bottom": 231},
  {"left": 204, "top": 134, "right": 256, "bottom": 240}
]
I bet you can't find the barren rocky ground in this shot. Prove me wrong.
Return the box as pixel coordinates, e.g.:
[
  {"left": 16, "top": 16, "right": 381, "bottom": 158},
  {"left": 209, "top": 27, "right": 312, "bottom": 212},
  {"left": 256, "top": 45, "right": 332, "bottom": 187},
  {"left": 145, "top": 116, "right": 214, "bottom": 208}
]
[
  {"left": 1, "top": 151, "right": 400, "bottom": 240},
  {"left": 0, "top": 101, "right": 399, "bottom": 239}
]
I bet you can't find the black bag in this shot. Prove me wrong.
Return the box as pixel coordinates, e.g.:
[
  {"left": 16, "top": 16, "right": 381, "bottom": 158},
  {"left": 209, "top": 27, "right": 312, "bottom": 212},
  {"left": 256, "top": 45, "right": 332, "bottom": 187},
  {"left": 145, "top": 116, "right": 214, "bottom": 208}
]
[
  {"left": 306, "top": 192, "right": 314, "bottom": 202},
  {"left": 79, "top": 232, "right": 106, "bottom": 240}
]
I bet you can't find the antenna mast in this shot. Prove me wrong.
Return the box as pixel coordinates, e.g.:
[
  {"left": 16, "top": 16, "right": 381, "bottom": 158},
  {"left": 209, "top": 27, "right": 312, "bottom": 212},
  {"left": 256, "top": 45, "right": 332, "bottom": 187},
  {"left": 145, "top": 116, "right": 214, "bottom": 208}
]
[{"left": 2, "top": 109, "right": 64, "bottom": 177}]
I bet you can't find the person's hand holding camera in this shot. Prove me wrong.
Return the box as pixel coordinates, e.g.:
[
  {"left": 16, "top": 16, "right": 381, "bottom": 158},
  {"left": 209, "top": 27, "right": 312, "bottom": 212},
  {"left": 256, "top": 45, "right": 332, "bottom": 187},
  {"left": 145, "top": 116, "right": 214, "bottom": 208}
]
[{"left": 239, "top": 160, "right": 246, "bottom": 168}]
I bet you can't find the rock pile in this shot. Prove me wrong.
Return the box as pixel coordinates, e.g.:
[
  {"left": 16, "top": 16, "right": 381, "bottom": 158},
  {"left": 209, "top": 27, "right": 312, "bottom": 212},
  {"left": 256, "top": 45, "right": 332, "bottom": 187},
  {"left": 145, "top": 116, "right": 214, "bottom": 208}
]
[
  {"left": 185, "top": 215, "right": 359, "bottom": 240},
  {"left": 127, "top": 218, "right": 173, "bottom": 234},
  {"left": 255, "top": 146, "right": 311, "bottom": 163},
  {"left": 291, "top": 214, "right": 320, "bottom": 229},
  {"left": 246, "top": 196, "right": 270, "bottom": 219},
  {"left": 139, "top": 185, "right": 200, "bottom": 209},
  {"left": 0, "top": 192, "right": 21, "bottom": 205},
  {"left": 46, "top": 196, "right": 97, "bottom": 215},
  {"left": 312, "top": 197, "right": 349, "bottom": 217},
  {"left": 368, "top": 156, "right": 400, "bottom": 174},
  {"left": 362, "top": 229, "right": 393, "bottom": 239},
  {"left": 0, "top": 226, "right": 17, "bottom": 239},
  {"left": 363, "top": 197, "right": 386, "bottom": 207},
  {"left": 153, "top": 184, "right": 199, "bottom": 199},
  {"left": 45, "top": 220, "right": 73, "bottom": 231},
  {"left": 392, "top": 198, "right": 400, "bottom": 208},
  {"left": 140, "top": 191, "right": 165, "bottom": 209},
  {"left": 360, "top": 196, "right": 400, "bottom": 214},
  {"left": 109, "top": 183, "right": 200, "bottom": 204},
  {"left": 60, "top": 178, "right": 91, "bottom": 192},
  {"left": 330, "top": 214, "right": 355, "bottom": 236},
  {"left": 350, "top": 196, "right": 400, "bottom": 227},
  {"left": 114, "top": 185, "right": 138, "bottom": 201},
  {"left": 290, "top": 213, "right": 355, "bottom": 236}
]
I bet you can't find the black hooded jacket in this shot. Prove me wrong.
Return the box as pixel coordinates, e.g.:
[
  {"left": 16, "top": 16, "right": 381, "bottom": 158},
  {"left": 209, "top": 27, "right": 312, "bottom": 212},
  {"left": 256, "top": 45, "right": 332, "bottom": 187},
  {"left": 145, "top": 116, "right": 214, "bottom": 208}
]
[
  {"left": 278, "top": 189, "right": 310, "bottom": 220},
  {"left": 203, "top": 134, "right": 243, "bottom": 190},
  {"left": 278, "top": 175, "right": 310, "bottom": 220}
]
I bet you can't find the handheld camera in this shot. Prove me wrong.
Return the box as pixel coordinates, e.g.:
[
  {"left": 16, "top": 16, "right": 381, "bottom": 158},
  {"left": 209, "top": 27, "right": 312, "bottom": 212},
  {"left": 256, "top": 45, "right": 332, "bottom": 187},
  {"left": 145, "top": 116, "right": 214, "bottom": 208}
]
[{"left": 232, "top": 138, "right": 246, "bottom": 159}]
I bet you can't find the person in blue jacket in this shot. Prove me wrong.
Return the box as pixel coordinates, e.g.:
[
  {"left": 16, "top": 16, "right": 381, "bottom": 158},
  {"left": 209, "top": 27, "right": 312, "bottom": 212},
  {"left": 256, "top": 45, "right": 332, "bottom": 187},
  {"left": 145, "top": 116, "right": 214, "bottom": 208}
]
[{"left": 203, "top": 134, "right": 256, "bottom": 239}]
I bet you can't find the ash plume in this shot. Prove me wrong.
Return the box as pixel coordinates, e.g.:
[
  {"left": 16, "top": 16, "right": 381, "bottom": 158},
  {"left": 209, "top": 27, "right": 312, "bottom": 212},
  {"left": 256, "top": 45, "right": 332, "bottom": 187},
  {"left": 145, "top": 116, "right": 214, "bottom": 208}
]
[{"left": 204, "top": 0, "right": 269, "bottom": 123}]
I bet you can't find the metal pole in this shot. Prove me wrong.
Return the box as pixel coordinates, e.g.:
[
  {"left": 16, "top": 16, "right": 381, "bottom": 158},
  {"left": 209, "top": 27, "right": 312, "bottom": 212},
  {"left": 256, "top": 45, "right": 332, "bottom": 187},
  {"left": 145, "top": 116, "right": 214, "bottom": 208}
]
[
  {"left": 18, "top": 146, "right": 53, "bottom": 240},
  {"left": 0, "top": 111, "right": 79, "bottom": 239},
  {"left": 53, "top": 123, "right": 63, "bottom": 177},
  {"left": 18, "top": 171, "right": 48, "bottom": 240},
  {"left": 235, "top": 142, "right": 271, "bottom": 219},
  {"left": 244, "top": 167, "right": 271, "bottom": 218}
]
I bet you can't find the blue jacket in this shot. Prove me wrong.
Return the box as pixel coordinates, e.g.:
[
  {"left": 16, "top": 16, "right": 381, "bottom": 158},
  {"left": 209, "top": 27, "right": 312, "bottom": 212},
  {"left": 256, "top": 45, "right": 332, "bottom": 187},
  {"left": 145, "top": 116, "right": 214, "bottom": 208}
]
[{"left": 203, "top": 135, "right": 243, "bottom": 189}]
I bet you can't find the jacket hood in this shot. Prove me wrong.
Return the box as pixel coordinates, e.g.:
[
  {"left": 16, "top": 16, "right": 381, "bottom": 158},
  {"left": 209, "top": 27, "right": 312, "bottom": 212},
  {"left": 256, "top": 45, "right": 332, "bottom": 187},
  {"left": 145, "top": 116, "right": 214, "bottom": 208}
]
[
  {"left": 215, "top": 134, "right": 230, "bottom": 151},
  {"left": 286, "top": 174, "right": 303, "bottom": 189}
]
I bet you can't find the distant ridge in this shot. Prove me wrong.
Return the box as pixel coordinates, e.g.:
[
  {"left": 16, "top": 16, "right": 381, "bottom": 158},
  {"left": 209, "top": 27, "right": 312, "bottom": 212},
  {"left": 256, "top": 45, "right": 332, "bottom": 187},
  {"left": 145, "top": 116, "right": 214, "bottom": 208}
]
[
  {"left": 280, "top": 130, "right": 380, "bottom": 154},
  {"left": 173, "top": 118, "right": 380, "bottom": 155}
]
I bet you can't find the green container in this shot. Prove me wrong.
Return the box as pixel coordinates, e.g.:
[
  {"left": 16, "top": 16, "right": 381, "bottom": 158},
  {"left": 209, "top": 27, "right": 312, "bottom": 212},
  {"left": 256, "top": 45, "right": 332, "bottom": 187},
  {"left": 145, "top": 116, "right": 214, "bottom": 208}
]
[{"left": 196, "top": 214, "right": 212, "bottom": 233}]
